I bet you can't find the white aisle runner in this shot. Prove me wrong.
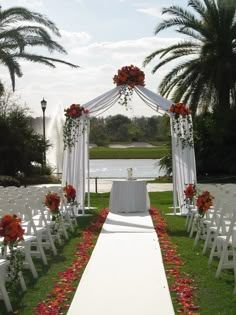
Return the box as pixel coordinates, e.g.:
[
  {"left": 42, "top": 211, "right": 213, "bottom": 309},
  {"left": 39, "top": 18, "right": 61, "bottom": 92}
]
[{"left": 67, "top": 211, "right": 175, "bottom": 315}]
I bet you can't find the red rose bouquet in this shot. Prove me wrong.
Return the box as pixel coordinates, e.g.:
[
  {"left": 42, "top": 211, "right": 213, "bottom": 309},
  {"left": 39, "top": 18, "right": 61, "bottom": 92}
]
[
  {"left": 169, "top": 102, "right": 193, "bottom": 148},
  {"left": 0, "top": 214, "right": 24, "bottom": 245},
  {"left": 169, "top": 102, "right": 192, "bottom": 117},
  {"left": 113, "top": 65, "right": 145, "bottom": 107},
  {"left": 45, "top": 192, "right": 61, "bottom": 216},
  {"left": 0, "top": 214, "right": 25, "bottom": 290},
  {"left": 63, "top": 184, "right": 76, "bottom": 203},
  {"left": 63, "top": 103, "right": 89, "bottom": 150},
  {"left": 113, "top": 65, "right": 145, "bottom": 88},
  {"left": 196, "top": 191, "right": 214, "bottom": 217},
  {"left": 184, "top": 183, "right": 197, "bottom": 203},
  {"left": 64, "top": 104, "right": 89, "bottom": 118}
]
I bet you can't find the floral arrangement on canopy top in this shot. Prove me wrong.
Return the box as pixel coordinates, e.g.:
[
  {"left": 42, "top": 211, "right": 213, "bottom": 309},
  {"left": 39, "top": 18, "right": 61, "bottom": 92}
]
[
  {"left": 169, "top": 102, "right": 193, "bottom": 148},
  {"left": 0, "top": 214, "right": 25, "bottom": 291},
  {"left": 113, "top": 65, "right": 145, "bottom": 107},
  {"left": 63, "top": 104, "right": 89, "bottom": 150}
]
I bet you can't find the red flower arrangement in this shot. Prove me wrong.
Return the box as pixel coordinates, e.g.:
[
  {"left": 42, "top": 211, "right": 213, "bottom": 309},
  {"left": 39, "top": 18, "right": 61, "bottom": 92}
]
[
  {"left": 169, "top": 103, "right": 193, "bottom": 149},
  {"left": 0, "top": 214, "right": 25, "bottom": 292},
  {"left": 113, "top": 65, "right": 145, "bottom": 107},
  {"left": 113, "top": 65, "right": 145, "bottom": 88},
  {"left": 63, "top": 104, "right": 89, "bottom": 150},
  {"left": 169, "top": 102, "right": 192, "bottom": 117},
  {"left": 64, "top": 104, "right": 89, "bottom": 118},
  {"left": 63, "top": 184, "right": 76, "bottom": 203},
  {"left": 0, "top": 214, "right": 24, "bottom": 244},
  {"left": 196, "top": 191, "right": 214, "bottom": 216},
  {"left": 45, "top": 192, "right": 61, "bottom": 215},
  {"left": 184, "top": 184, "right": 197, "bottom": 202}
]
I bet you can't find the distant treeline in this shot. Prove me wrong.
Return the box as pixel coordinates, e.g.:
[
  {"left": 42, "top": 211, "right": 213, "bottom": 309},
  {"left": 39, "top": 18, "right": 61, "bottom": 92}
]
[{"left": 89, "top": 114, "right": 170, "bottom": 146}]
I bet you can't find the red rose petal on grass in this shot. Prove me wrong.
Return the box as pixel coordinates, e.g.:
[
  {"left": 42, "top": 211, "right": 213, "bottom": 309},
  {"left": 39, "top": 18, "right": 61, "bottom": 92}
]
[
  {"left": 34, "top": 208, "right": 109, "bottom": 315},
  {"left": 149, "top": 208, "right": 200, "bottom": 315}
]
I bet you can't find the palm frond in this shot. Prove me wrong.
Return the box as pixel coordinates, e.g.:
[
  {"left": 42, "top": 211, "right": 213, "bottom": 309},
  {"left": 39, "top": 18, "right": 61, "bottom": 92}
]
[
  {"left": 15, "top": 53, "right": 79, "bottom": 68},
  {"left": 0, "top": 7, "right": 60, "bottom": 36},
  {"left": 188, "top": 0, "right": 206, "bottom": 18}
]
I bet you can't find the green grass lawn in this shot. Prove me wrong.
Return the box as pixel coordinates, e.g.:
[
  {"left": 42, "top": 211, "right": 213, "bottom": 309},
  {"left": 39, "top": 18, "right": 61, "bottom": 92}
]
[
  {"left": 1, "top": 192, "right": 235, "bottom": 315},
  {"left": 89, "top": 145, "right": 169, "bottom": 159},
  {"left": 152, "top": 191, "right": 236, "bottom": 315}
]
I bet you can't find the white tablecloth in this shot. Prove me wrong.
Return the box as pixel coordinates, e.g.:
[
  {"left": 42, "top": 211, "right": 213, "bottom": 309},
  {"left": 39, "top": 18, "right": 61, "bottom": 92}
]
[{"left": 109, "top": 180, "right": 150, "bottom": 213}]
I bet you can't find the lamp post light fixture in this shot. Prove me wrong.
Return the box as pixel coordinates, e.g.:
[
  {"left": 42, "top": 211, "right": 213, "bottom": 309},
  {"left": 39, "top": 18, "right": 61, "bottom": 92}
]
[{"left": 41, "top": 98, "right": 47, "bottom": 169}]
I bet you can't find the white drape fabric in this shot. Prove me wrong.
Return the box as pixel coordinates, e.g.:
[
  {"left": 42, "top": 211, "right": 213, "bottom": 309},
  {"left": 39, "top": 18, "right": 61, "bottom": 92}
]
[
  {"left": 134, "top": 86, "right": 173, "bottom": 113},
  {"left": 62, "top": 113, "right": 89, "bottom": 212},
  {"left": 83, "top": 87, "right": 121, "bottom": 116},
  {"left": 61, "top": 85, "right": 197, "bottom": 214},
  {"left": 170, "top": 116, "right": 196, "bottom": 214}
]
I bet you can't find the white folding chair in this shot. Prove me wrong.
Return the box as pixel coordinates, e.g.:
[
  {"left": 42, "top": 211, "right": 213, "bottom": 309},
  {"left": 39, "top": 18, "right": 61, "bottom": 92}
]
[{"left": 208, "top": 204, "right": 236, "bottom": 278}]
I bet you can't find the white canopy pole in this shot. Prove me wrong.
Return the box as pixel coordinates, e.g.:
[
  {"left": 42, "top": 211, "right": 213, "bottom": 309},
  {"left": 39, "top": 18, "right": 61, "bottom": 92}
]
[
  {"left": 170, "top": 117, "right": 178, "bottom": 215},
  {"left": 82, "top": 116, "right": 86, "bottom": 215},
  {"left": 87, "top": 118, "right": 91, "bottom": 209}
]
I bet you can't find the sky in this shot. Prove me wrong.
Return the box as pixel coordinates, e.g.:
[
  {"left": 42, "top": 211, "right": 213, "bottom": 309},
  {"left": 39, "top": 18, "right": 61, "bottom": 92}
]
[{"left": 0, "top": 0, "right": 189, "bottom": 119}]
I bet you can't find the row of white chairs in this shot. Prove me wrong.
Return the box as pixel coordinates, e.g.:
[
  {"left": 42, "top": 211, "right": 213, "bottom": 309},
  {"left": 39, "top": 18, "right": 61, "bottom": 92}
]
[
  {"left": 186, "top": 183, "right": 236, "bottom": 293},
  {"left": 0, "top": 185, "right": 78, "bottom": 312}
]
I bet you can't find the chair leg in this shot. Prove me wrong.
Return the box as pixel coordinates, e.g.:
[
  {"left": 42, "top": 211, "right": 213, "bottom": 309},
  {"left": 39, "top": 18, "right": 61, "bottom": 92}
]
[
  {"left": 36, "top": 236, "right": 48, "bottom": 265},
  {"left": 215, "top": 243, "right": 231, "bottom": 278},
  {"left": 202, "top": 229, "right": 212, "bottom": 255},
  {"left": 194, "top": 228, "right": 201, "bottom": 247},
  {"left": 23, "top": 243, "right": 38, "bottom": 279},
  {"left": 185, "top": 212, "right": 190, "bottom": 227},
  {"left": 0, "top": 262, "right": 13, "bottom": 312},
  {"left": 187, "top": 213, "right": 194, "bottom": 232},
  {"left": 45, "top": 226, "right": 57, "bottom": 255},
  {"left": 60, "top": 218, "right": 69, "bottom": 240},
  {"left": 189, "top": 217, "right": 197, "bottom": 238},
  {"left": 208, "top": 237, "right": 218, "bottom": 264},
  {"left": 19, "top": 271, "right": 27, "bottom": 291}
]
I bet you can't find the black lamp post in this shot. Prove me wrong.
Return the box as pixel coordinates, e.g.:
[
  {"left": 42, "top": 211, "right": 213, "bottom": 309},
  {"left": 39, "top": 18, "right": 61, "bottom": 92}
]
[{"left": 41, "top": 98, "right": 47, "bottom": 169}]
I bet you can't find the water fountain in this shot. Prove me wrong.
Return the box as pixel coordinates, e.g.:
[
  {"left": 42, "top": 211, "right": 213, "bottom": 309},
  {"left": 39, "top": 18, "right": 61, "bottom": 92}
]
[{"left": 47, "top": 105, "right": 65, "bottom": 175}]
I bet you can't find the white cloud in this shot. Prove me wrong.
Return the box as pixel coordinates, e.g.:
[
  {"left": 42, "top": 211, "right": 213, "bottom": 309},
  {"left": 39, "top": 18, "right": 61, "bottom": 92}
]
[
  {"left": 59, "top": 30, "right": 92, "bottom": 49},
  {"left": 1, "top": 0, "right": 43, "bottom": 9},
  {"left": 0, "top": 34, "right": 181, "bottom": 119},
  {"left": 136, "top": 7, "right": 163, "bottom": 18}
]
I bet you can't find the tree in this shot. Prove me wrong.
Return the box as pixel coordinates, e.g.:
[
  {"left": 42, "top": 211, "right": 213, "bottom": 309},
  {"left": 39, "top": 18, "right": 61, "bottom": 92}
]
[
  {"left": 0, "top": 6, "right": 78, "bottom": 93},
  {"left": 0, "top": 86, "right": 22, "bottom": 115},
  {"left": 0, "top": 107, "right": 48, "bottom": 176},
  {"left": 144, "top": 0, "right": 236, "bottom": 117},
  {"left": 90, "top": 117, "right": 109, "bottom": 146},
  {"left": 106, "top": 115, "right": 131, "bottom": 142}
]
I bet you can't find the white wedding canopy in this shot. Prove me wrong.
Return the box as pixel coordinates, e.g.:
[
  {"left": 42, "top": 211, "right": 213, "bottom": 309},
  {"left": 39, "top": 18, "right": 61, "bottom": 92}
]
[{"left": 62, "top": 85, "right": 197, "bottom": 215}]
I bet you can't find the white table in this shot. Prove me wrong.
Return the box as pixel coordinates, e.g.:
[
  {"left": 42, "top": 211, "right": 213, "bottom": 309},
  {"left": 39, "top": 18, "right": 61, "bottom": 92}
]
[{"left": 109, "top": 180, "right": 150, "bottom": 213}]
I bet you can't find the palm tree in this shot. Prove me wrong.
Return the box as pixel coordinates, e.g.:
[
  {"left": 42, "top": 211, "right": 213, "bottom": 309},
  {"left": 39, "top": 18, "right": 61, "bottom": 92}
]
[
  {"left": 143, "top": 0, "right": 236, "bottom": 117},
  {"left": 0, "top": 6, "right": 79, "bottom": 93}
]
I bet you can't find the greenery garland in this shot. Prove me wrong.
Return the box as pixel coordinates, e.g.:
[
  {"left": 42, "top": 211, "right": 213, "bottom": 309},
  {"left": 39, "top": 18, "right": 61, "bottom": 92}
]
[
  {"left": 169, "top": 103, "right": 194, "bottom": 148},
  {"left": 63, "top": 104, "right": 89, "bottom": 150}
]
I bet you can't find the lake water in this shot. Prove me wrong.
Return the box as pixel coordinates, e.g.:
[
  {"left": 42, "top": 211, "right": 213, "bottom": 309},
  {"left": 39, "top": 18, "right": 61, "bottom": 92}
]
[{"left": 89, "top": 159, "right": 165, "bottom": 178}]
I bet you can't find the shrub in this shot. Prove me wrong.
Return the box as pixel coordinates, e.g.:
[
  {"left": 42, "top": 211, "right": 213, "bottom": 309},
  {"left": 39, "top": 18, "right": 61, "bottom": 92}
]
[{"left": 0, "top": 175, "right": 20, "bottom": 187}]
